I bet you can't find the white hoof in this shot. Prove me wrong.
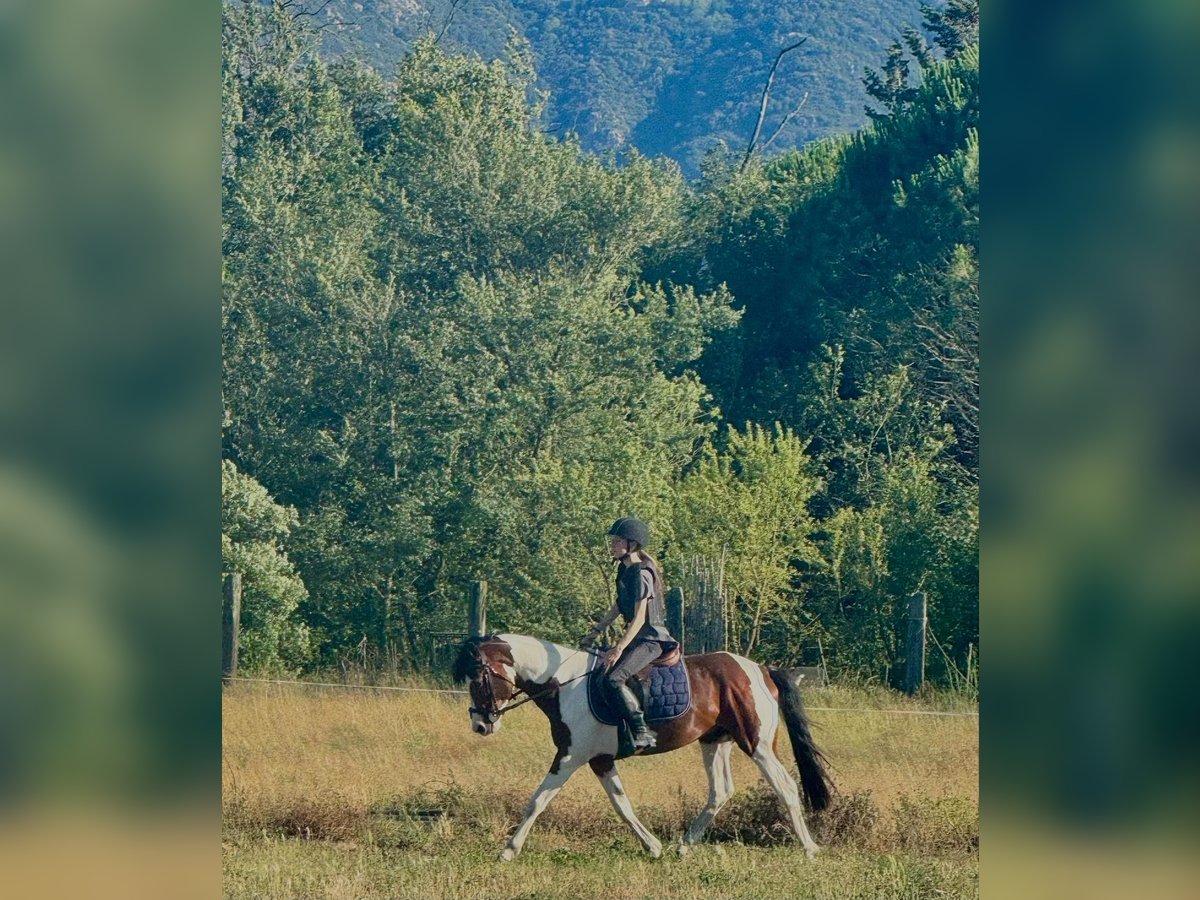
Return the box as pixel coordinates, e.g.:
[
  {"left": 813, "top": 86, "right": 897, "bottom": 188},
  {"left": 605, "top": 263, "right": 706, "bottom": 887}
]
[
  {"left": 646, "top": 841, "right": 663, "bottom": 859},
  {"left": 804, "top": 845, "right": 819, "bottom": 860},
  {"left": 498, "top": 847, "right": 516, "bottom": 862},
  {"left": 675, "top": 840, "right": 692, "bottom": 857}
]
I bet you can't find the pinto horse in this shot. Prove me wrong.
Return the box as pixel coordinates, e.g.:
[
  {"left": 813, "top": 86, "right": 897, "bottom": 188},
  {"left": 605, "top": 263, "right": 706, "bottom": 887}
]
[{"left": 452, "top": 633, "right": 833, "bottom": 861}]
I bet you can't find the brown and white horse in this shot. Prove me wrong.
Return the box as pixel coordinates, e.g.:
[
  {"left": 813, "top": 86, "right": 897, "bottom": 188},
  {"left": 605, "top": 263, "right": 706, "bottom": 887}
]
[{"left": 453, "top": 633, "right": 833, "bottom": 861}]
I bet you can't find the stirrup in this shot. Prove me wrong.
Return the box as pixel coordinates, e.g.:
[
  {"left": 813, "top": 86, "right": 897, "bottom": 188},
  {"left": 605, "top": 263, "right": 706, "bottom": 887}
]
[
  {"left": 632, "top": 731, "right": 657, "bottom": 750},
  {"left": 630, "top": 722, "right": 657, "bottom": 750}
]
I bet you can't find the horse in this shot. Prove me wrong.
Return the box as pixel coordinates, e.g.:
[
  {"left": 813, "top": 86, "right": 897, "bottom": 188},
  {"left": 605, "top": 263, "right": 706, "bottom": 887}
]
[{"left": 452, "top": 632, "right": 833, "bottom": 861}]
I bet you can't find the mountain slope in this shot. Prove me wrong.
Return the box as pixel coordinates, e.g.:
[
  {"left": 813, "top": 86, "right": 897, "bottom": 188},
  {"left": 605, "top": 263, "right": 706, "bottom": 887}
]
[{"left": 315, "top": 0, "right": 927, "bottom": 174}]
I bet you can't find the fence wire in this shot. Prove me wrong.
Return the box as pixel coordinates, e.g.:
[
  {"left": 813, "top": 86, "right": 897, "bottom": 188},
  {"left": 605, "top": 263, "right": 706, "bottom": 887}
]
[{"left": 223, "top": 676, "right": 978, "bottom": 717}]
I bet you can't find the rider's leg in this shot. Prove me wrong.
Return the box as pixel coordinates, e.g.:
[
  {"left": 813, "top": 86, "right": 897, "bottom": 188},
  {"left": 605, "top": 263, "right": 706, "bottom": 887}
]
[{"left": 604, "top": 641, "right": 663, "bottom": 749}]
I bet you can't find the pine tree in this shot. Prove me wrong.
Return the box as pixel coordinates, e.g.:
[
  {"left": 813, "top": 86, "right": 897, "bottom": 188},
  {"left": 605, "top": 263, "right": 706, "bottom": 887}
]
[
  {"left": 863, "top": 42, "right": 918, "bottom": 121},
  {"left": 921, "top": 0, "right": 980, "bottom": 59}
]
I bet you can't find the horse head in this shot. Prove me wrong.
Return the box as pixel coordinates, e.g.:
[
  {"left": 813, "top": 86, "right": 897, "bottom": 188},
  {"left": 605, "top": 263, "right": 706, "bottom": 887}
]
[{"left": 452, "top": 634, "right": 517, "bottom": 736}]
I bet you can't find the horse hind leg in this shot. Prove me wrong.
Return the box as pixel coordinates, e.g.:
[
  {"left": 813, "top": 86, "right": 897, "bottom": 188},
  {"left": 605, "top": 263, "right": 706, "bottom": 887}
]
[
  {"left": 678, "top": 739, "right": 734, "bottom": 855},
  {"left": 589, "top": 756, "right": 662, "bottom": 858},
  {"left": 751, "top": 742, "right": 820, "bottom": 858}
]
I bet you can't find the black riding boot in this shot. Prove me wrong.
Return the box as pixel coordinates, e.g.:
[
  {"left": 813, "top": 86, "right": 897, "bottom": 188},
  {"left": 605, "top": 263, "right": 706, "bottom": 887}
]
[{"left": 614, "top": 683, "right": 656, "bottom": 750}]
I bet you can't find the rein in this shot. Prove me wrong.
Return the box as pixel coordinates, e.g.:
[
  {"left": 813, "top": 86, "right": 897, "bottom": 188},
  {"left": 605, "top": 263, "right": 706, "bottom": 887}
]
[{"left": 471, "top": 646, "right": 606, "bottom": 721}]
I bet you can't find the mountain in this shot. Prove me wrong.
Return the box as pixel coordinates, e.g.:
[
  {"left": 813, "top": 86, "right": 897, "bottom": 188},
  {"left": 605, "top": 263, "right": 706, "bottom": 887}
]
[{"left": 314, "top": 0, "right": 928, "bottom": 175}]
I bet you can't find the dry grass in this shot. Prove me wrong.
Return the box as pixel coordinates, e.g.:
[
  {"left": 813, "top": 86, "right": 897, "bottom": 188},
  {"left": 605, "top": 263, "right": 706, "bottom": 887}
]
[
  {"left": 222, "top": 679, "right": 978, "bottom": 899},
  {"left": 221, "top": 680, "right": 977, "bottom": 810}
]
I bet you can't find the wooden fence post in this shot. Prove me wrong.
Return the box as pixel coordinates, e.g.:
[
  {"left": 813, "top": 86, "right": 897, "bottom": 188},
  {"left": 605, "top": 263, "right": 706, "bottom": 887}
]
[
  {"left": 904, "top": 591, "right": 927, "bottom": 695},
  {"left": 469, "top": 580, "right": 488, "bottom": 637},
  {"left": 222, "top": 573, "right": 242, "bottom": 685},
  {"left": 666, "top": 586, "right": 684, "bottom": 647}
]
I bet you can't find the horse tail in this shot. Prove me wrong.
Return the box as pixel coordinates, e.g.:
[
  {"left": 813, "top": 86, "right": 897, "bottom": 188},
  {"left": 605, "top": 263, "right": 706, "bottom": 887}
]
[{"left": 767, "top": 667, "right": 835, "bottom": 812}]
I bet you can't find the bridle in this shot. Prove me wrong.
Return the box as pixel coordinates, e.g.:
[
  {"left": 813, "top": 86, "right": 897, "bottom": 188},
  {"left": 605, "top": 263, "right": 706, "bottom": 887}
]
[
  {"left": 467, "top": 655, "right": 509, "bottom": 725},
  {"left": 468, "top": 644, "right": 604, "bottom": 724}
]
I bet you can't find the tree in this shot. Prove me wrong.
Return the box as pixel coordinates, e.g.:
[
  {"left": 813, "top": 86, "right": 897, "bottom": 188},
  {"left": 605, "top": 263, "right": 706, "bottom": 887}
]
[
  {"left": 797, "top": 351, "right": 977, "bottom": 683},
  {"left": 674, "top": 423, "right": 822, "bottom": 657},
  {"left": 221, "top": 460, "right": 311, "bottom": 672},
  {"left": 862, "top": 0, "right": 978, "bottom": 120},
  {"left": 863, "top": 38, "right": 920, "bottom": 121},
  {"left": 922, "top": 0, "right": 979, "bottom": 59},
  {"left": 221, "top": 5, "right": 738, "bottom": 664},
  {"left": 646, "top": 23, "right": 979, "bottom": 683},
  {"left": 219, "top": 1, "right": 980, "bottom": 684}
]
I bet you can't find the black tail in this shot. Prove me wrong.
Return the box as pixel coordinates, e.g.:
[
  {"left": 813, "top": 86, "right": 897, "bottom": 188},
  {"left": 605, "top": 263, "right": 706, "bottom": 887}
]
[{"left": 767, "top": 667, "right": 834, "bottom": 812}]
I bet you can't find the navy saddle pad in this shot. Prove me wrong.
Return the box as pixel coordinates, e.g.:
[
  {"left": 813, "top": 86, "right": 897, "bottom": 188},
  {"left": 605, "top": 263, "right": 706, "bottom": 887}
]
[{"left": 586, "top": 652, "right": 692, "bottom": 726}]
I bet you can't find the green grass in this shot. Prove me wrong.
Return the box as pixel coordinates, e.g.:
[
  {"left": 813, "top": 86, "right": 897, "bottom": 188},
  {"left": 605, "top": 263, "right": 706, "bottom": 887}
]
[{"left": 223, "top": 829, "right": 977, "bottom": 900}]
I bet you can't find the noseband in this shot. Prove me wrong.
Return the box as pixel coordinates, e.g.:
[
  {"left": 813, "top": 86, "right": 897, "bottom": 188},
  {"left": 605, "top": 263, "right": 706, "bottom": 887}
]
[{"left": 468, "top": 656, "right": 511, "bottom": 724}]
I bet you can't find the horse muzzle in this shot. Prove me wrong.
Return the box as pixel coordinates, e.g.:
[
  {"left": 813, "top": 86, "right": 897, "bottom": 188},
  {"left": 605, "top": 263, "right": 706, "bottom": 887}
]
[{"left": 470, "top": 715, "right": 501, "bottom": 736}]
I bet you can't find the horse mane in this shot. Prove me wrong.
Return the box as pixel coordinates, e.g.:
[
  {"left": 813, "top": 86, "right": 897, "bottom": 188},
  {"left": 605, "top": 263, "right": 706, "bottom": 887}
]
[
  {"left": 451, "top": 634, "right": 516, "bottom": 684},
  {"left": 451, "top": 635, "right": 490, "bottom": 684}
]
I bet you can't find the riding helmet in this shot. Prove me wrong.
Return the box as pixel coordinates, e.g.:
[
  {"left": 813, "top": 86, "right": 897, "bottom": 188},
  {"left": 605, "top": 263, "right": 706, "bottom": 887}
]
[{"left": 607, "top": 517, "right": 650, "bottom": 548}]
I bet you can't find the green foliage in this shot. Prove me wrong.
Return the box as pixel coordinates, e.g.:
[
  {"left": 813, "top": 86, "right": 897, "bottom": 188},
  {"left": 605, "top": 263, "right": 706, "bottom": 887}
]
[
  {"left": 922, "top": 0, "right": 980, "bottom": 59},
  {"left": 674, "top": 423, "right": 822, "bottom": 656},
  {"left": 863, "top": 39, "right": 922, "bottom": 121},
  {"left": 222, "top": 460, "right": 311, "bottom": 672},
  {"left": 219, "top": 2, "right": 979, "bottom": 687},
  {"left": 222, "top": 3, "right": 736, "bottom": 664},
  {"left": 653, "top": 30, "right": 979, "bottom": 679},
  {"left": 666, "top": 45, "right": 979, "bottom": 475},
  {"left": 795, "top": 352, "right": 977, "bottom": 683},
  {"left": 863, "top": 1, "right": 977, "bottom": 120},
  {"left": 816, "top": 455, "right": 977, "bottom": 683}
]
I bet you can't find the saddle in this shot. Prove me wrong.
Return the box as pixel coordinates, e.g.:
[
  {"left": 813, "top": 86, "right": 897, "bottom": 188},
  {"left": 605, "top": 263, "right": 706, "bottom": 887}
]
[
  {"left": 645, "top": 643, "right": 683, "bottom": 672},
  {"left": 586, "top": 647, "right": 692, "bottom": 732}
]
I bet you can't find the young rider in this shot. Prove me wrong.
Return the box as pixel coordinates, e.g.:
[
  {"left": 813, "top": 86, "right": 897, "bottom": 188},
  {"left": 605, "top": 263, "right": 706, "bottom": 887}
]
[{"left": 579, "top": 517, "right": 678, "bottom": 750}]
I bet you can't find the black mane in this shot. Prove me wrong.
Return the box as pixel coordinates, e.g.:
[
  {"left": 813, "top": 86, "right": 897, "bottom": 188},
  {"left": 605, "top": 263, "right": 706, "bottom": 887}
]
[{"left": 451, "top": 635, "right": 492, "bottom": 684}]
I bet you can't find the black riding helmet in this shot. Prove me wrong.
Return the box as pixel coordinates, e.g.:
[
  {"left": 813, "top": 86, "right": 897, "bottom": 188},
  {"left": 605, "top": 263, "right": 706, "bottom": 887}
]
[{"left": 607, "top": 517, "right": 650, "bottom": 549}]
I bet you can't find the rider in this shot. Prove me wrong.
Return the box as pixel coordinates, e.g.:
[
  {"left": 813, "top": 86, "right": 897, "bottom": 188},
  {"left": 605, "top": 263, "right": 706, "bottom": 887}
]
[{"left": 579, "top": 517, "right": 678, "bottom": 751}]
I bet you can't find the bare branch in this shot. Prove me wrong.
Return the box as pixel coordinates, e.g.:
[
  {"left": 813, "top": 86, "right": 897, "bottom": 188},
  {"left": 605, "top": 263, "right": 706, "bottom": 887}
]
[
  {"left": 288, "top": 0, "right": 334, "bottom": 20},
  {"left": 740, "top": 37, "right": 807, "bottom": 173},
  {"left": 434, "top": 0, "right": 468, "bottom": 46},
  {"left": 762, "top": 90, "right": 810, "bottom": 151}
]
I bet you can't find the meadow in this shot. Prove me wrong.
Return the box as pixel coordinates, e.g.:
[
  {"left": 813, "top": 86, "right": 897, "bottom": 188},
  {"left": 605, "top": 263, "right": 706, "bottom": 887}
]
[{"left": 222, "top": 678, "right": 978, "bottom": 899}]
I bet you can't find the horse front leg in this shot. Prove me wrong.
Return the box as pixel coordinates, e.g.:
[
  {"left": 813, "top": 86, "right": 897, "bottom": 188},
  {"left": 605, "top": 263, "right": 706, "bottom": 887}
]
[
  {"left": 499, "top": 756, "right": 581, "bottom": 861},
  {"left": 588, "top": 755, "right": 662, "bottom": 858}
]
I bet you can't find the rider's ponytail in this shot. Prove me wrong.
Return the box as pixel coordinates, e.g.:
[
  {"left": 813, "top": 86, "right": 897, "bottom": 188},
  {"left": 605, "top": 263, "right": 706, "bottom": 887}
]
[{"left": 639, "top": 552, "right": 666, "bottom": 599}]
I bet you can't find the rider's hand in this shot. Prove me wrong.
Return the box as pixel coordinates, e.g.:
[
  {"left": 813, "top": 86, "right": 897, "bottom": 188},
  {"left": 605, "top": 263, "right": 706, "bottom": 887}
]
[{"left": 603, "top": 647, "right": 621, "bottom": 670}]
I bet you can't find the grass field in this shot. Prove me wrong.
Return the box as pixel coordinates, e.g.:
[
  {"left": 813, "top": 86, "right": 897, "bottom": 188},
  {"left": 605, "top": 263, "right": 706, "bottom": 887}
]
[{"left": 222, "top": 677, "right": 978, "bottom": 899}]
